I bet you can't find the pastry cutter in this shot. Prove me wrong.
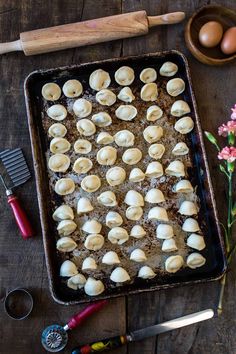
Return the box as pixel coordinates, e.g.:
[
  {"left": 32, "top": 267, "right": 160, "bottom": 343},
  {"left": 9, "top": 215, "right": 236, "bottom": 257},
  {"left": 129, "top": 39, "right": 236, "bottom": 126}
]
[
  {"left": 71, "top": 308, "right": 214, "bottom": 353},
  {"left": 41, "top": 300, "right": 107, "bottom": 352},
  {"left": 0, "top": 148, "right": 33, "bottom": 239}
]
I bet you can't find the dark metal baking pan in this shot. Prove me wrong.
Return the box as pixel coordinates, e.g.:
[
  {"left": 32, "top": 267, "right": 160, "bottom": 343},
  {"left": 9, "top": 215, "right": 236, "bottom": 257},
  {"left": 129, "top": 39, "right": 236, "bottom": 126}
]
[{"left": 24, "top": 51, "right": 226, "bottom": 305}]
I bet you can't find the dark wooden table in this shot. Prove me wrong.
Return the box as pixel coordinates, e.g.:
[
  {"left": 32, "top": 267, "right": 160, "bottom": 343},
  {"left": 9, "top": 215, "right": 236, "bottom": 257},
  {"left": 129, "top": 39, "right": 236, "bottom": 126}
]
[{"left": 0, "top": 1, "right": 235, "bottom": 353}]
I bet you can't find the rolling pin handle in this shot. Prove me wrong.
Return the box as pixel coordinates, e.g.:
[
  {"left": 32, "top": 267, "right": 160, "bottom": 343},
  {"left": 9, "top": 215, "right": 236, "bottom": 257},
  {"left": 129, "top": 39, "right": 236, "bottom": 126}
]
[
  {"left": 0, "top": 39, "right": 22, "bottom": 55},
  {"left": 148, "top": 11, "right": 185, "bottom": 27}
]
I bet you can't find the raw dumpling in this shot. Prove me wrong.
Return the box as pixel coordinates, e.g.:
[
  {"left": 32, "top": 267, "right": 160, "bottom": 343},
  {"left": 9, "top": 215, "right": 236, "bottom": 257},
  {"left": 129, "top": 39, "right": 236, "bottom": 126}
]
[
  {"left": 77, "top": 197, "right": 94, "bottom": 215},
  {"left": 143, "top": 126, "right": 163, "bottom": 143},
  {"left": 141, "top": 83, "right": 158, "bottom": 102},
  {"left": 165, "top": 255, "right": 184, "bottom": 273},
  {"left": 47, "top": 104, "right": 67, "bottom": 121},
  {"left": 115, "top": 105, "right": 137, "bottom": 121},
  {"left": 166, "top": 78, "right": 185, "bottom": 97},
  {"left": 97, "top": 191, "right": 117, "bottom": 207},
  {"left": 67, "top": 274, "right": 86, "bottom": 290},
  {"left": 96, "top": 89, "right": 116, "bottom": 106},
  {"left": 130, "top": 249, "right": 147, "bottom": 262},
  {"left": 165, "top": 160, "right": 185, "bottom": 177},
  {"left": 145, "top": 188, "right": 165, "bottom": 203},
  {"left": 73, "top": 98, "right": 92, "bottom": 118},
  {"left": 124, "top": 190, "right": 144, "bottom": 207},
  {"left": 84, "top": 277, "right": 105, "bottom": 296},
  {"left": 114, "top": 130, "right": 134, "bottom": 147},
  {"left": 56, "top": 237, "right": 77, "bottom": 252},
  {"left": 55, "top": 178, "right": 75, "bottom": 195},
  {"left": 146, "top": 105, "right": 163, "bottom": 121},
  {"left": 76, "top": 119, "right": 96, "bottom": 136},
  {"left": 102, "top": 251, "right": 120, "bottom": 265},
  {"left": 187, "top": 234, "right": 206, "bottom": 251},
  {"left": 50, "top": 137, "right": 71, "bottom": 154},
  {"left": 89, "top": 69, "right": 111, "bottom": 91},
  {"left": 145, "top": 161, "right": 163, "bottom": 178},
  {"left": 62, "top": 79, "right": 83, "bottom": 98},
  {"left": 126, "top": 206, "right": 143, "bottom": 221},
  {"left": 73, "top": 157, "right": 93, "bottom": 174},
  {"left": 171, "top": 100, "right": 191, "bottom": 117},
  {"left": 148, "top": 144, "right": 165, "bottom": 159},
  {"left": 74, "top": 139, "right": 92, "bottom": 154},
  {"left": 178, "top": 201, "right": 198, "bottom": 216},
  {"left": 115, "top": 66, "right": 134, "bottom": 86},
  {"left": 96, "top": 132, "right": 114, "bottom": 145},
  {"left": 138, "top": 266, "right": 156, "bottom": 279},
  {"left": 106, "top": 211, "right": 123, "bottom": 228},
  {"left": 118, "top": 87, "right": 135, "bottom": 103},
  {"left": 174, "top": 117, "right": 194, "bottom": 134},
  {"left": 60, "top": 260, "right": 78, "bottom": 277},
  {"left": 122, "top": 148, "right": 142, "bottom": 165},
  {"left": 140, "top": 68, "right": 157, "bottom": 83},
  {"left": 57, "top": 220, "right": 77, "bottom": 236},
  {"left": 129, "top": 168, "right": 145, "bottom": 182},
  {"left": 97, "top": 146, "right": 117, "bottom": 165},
  {"left": 187, "top": 253, "right": 206, "bottom": 269},
  {"left": 82, "top": 257, "right": 97, "bottom": 270},
  {"left": 110, "top": 267, "right": 130, "bottom": 282},
  {"left": 84, "top": 234, "right": 104, "bottom": 251},
  {"left": 148, "top": 206, "right": 168, "bottom": 221},
  {"left": 156, "top": 224, "right": 174, "bottom": 239},
  {"left": 108, "top": 227, "right": 129, "bottom": 245},
  {"left": 159, "top": 61, "right": 178, "bottom": 77},
  {"left": 162, "top": 238, "right": 178, "bottom": 252},
  {"left": 172, "top": 142, "right": 189, "bottom": 156},
  {"left": 92, "top": 112, "right": 112, "bottom": 127},
  {"left": 182, "top": 218, "right": 200, "bottom": 232},
  {"left": 48, "top": 154, "right": 70, "bottom": 172},
  {"left": 175, "top": 179, "right": 193, "bottom": 193},
  {"left": 82, "top": 219, "right": 102, "bottom": 234},
  {"left": 81, "top": 175, "right": 101, "bottom": 193},
  {"left": 106, "top": 167, "right": 126, "bottom": 186},
  {"left": 42, "top": 83, "right": 61, "bottom": 101},
  {"left": 130, "top": 225, "right": 146, "bottom": 239},
  {"left": 53, "top": 205, "right": 74, "bottom": 221},
  {"left": 48, "top": 123, "right": 67, "bottom": 138}
]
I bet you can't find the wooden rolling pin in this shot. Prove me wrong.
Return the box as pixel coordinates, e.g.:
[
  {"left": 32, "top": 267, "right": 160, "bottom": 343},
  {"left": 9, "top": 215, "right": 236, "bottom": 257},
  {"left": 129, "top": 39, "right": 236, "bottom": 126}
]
[{"left": 0, "top": 10, "right": 185, "bottom": 56}]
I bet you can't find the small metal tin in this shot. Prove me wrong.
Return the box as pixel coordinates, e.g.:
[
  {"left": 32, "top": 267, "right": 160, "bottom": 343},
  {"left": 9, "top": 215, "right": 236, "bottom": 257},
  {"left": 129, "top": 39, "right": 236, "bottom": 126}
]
[{"left": 4, "top": 288, "right": 33, "bottom": 320}]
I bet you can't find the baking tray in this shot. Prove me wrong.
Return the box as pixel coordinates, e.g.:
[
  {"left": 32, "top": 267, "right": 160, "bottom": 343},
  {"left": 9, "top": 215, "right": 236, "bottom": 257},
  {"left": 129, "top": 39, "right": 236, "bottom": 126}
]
[{"left": 24, "top": 51, "right": 226, "bottom": 305}]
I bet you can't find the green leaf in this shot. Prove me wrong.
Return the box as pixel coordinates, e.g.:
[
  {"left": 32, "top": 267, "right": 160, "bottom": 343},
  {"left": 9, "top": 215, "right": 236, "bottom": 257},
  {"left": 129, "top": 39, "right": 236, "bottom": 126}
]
[
  {"left": 232, "top": 202, "right": 236, "bottom": 217},
  {"left": 219, "top": 164, "right": 227, "bottom": 174},
  {"left": 204, "top": 131, "right": 220, "bottom": 151}
]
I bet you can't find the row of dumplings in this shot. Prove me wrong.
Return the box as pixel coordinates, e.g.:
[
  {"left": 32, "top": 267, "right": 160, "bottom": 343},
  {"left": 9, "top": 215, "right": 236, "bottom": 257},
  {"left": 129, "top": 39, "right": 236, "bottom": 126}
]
[
  {"left": 45, "top": 99, "right": 192, "bottom": 125},
  {"left": 53, "top": 160, "right": 189, "bottom": 196},
  {"left": 41, "top": 61, "right": 180, "bottom": 102},
  {"left": 60, "top": 249, "right": 206, "bottom": 295}
]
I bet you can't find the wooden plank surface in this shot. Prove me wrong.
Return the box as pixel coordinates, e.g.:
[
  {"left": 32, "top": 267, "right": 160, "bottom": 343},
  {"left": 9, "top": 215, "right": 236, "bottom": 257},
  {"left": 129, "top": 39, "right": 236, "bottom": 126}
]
[{"left": 0, "top": 0, "right": 235, "bottom": 353}]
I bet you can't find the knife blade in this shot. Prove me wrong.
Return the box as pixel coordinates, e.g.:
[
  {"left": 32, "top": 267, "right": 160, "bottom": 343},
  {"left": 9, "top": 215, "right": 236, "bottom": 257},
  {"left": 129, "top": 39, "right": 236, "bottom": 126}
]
[
  {"left": 71, "top": 309, "right": 214, "bottom": 353},
  {"left": 130, "top": 309, "right": 214, "bottom": 341}
]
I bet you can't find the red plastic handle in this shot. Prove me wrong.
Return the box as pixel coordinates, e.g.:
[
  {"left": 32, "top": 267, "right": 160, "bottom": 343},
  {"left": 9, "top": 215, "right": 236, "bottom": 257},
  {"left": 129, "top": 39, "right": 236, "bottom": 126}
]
[
  {"left": 67, "top": 300, "right": 108, "bottom": 330},
  {"left": 7, "top": 194, "right": 34, "bottom": 239}
]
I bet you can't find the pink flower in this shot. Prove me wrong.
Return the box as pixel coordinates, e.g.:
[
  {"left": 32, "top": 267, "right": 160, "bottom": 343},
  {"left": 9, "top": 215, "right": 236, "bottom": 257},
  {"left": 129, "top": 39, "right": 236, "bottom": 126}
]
[
  {"left": 231, "top": 104, "right": 236, "bottom": 120},
  {"left": 218, "top": 146, "right": 236, "bottom": 162},
  {"left": 218, "top": 120, "right": 236, "bottom": 137}
]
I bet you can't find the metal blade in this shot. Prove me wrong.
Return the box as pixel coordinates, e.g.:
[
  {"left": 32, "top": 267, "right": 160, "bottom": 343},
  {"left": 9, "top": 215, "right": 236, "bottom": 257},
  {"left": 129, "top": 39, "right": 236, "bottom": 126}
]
[{"left": 130, "top": 309, "right": 214, "bottom": 342}]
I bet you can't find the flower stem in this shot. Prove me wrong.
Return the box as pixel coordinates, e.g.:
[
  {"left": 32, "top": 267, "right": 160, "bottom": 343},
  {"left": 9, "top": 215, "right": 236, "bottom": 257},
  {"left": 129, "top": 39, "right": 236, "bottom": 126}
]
[
  {"left": 226, "top": 172, "right": 233, "bottom": 253},
  {"left": 217, "top": 273, "right": 226, "bottom": 316}
]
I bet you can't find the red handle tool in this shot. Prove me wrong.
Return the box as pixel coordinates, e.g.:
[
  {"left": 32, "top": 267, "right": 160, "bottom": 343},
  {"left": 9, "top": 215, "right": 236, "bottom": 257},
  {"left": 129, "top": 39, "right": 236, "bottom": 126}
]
[
  {"left": 7, "top": 193, "right": 34, "bottom": 239},
  {"left": 65, "top": 300, "right": 108, "bottom": 331}
]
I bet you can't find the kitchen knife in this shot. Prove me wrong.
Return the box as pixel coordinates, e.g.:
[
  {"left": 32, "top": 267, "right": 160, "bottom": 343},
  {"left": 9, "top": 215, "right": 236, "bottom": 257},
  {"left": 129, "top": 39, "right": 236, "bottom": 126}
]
[
  {"left": 71, "top": 309, "right": 214, "bottom": 353},
  {"left": 0, "top": 11, "right": 185, "bottom": 56}
]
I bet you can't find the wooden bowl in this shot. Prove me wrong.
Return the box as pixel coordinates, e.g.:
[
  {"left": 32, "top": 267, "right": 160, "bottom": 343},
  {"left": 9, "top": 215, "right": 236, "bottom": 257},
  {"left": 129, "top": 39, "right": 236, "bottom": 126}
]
[{"left": 185, "top": 5, "right": 236, "bottom": 65}]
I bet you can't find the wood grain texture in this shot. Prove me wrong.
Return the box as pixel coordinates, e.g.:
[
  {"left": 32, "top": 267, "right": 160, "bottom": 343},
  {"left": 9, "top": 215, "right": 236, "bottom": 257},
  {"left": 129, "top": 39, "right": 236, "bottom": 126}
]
[{"left": 0, "top": 0, "right": 235, "bottom": 353}]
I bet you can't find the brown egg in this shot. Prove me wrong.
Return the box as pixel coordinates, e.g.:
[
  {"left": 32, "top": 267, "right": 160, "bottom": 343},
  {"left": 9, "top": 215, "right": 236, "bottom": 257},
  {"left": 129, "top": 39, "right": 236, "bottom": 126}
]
[
  {"left": 199, "top": 21, "right": 223, "bottom": 48},
  {"left": 221, "top": 27, "right": 236, "bottom": 55}
]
